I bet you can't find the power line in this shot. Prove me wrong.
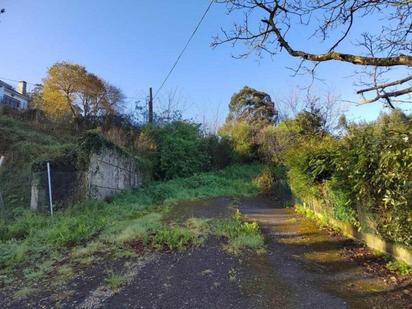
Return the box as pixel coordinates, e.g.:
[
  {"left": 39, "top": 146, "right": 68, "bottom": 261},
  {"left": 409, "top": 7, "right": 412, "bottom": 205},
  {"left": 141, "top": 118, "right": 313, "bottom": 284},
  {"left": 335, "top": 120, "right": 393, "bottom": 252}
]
[
  {"left": 154, "top": 0, "right": 214, "bottom": 100},
  {"left": 0, "top": 76, "right": 145, "bottom": 100},
  {"left": 0, "top": 76, "right": 41, "bottom": 86}
]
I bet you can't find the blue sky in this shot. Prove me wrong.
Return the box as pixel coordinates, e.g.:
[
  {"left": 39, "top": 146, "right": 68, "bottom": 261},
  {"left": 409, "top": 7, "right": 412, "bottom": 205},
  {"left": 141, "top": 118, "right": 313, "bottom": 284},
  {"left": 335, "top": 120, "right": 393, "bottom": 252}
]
[{"left": 0, "top": 0, "right": 410, "bottom": 125}]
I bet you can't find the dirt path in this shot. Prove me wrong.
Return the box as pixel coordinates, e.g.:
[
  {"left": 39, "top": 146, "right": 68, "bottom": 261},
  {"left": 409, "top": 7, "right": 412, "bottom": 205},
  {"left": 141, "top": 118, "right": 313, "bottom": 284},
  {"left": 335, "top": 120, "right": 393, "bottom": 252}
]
[
  {"left": 101, "top": 196, "right": 411, "bottom": 308},
  {"left": 239, "top": 196, "right": 412, "bottom": 308},
  {"left": 3, "top": 196, "right": 411, "bottom": 308}
]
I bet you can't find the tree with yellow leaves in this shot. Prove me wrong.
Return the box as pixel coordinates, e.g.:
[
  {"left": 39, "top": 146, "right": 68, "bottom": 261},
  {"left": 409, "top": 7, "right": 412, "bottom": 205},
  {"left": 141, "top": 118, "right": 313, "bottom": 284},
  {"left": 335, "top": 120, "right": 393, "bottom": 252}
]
[{"left": 41, "top": 62, "right": 124, "bottom": 121}]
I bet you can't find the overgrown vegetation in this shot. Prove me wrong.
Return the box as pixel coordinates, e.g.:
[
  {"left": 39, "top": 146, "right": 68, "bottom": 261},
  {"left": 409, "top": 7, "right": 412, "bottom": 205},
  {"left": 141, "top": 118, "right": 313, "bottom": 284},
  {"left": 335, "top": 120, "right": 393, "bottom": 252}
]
[
  {"left": 0, "top": 164, "right": 262, "bottom": 285},
  {"left": 138, "top": 121, "right": 234, "bottom": 180},
  {"left": 222, "top": 101, "right": 411, "bottom": 247},
  {"left": 282, "top": 110, "right": 411, "bottom": 246},
  {"left": 0, "top": 114, "right": 75, "bottom": 210}
]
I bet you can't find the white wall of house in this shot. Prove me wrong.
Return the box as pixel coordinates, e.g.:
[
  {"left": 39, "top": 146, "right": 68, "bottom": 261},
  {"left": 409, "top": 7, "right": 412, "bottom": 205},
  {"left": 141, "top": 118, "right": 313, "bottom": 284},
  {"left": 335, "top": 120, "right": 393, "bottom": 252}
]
[{"left": 0, "top": 81, "right": 28, "bottom": 110}]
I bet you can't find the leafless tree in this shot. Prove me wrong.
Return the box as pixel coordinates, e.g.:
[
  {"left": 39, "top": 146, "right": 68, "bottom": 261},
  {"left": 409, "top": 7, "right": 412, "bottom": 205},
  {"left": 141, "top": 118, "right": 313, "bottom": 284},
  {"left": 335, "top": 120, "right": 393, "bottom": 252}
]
[
  {"left": 212, "top": 0, "right": 412, "bottom": 108},
  {"left": 277, "top": 88, "right": 345, "bottom": 131},
  {"left": 154, "top": 88, "right": 186, "bottom": 124}
]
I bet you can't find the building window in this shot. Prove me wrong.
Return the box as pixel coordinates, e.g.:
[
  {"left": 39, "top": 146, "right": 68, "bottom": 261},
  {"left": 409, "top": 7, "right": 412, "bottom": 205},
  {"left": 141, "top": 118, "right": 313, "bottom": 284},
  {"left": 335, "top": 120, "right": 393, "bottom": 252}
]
[{"left": 1, "top": 95, "right": 20, "bottom": 109}]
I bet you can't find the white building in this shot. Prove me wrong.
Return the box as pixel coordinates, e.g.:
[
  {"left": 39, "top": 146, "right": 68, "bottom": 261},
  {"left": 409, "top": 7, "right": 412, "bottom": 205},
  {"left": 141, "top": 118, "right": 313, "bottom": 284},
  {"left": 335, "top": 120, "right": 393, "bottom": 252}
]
[{"left": 0, "top": 80, "right": 29, "bottom": 110}]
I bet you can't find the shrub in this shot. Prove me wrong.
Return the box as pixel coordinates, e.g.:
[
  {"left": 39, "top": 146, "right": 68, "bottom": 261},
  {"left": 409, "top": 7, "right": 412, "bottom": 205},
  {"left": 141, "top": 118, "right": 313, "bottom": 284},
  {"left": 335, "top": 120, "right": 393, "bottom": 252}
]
[
  {"left": 253, "top": 166, "right": 275, "bottom": 194},
  {"left": 138, "top": 121, "right": 211, "bottom": 180},
  {"left": 281, "top": 110, "right": 412, "bottom": 246},
  {"left": 202, "top": 135, "right": 234, "bottom": 170},
  {"left": 219, "top": 120, "right": 258, "bottom": 162},
  {"left": 333, "top": 111, "right": 412, "bottom": 245}
]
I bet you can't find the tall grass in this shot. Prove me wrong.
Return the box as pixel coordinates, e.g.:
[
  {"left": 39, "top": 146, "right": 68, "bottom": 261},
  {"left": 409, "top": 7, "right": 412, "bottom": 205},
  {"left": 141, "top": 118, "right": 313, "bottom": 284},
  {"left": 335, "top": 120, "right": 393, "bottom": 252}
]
[{"left": 0, "top": 164, "right": 262, "bottom": 272}]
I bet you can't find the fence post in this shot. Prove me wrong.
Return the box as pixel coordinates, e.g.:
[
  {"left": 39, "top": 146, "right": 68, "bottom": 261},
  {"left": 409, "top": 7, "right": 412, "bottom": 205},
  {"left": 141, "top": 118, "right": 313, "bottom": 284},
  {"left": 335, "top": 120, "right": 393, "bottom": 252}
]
[
  {"left": 0, "top": 155, "right": 4, "bottom": 208},
  {"left": 47, "top": 162, "right": 54, "bottom": 216}
]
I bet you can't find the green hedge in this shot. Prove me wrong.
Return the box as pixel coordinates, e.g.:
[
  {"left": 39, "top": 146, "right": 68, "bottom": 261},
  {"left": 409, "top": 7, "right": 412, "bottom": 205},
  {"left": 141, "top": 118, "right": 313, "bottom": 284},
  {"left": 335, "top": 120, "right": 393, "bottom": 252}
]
[{"left": 283, "top": 110, "right": 412, "bottom": 246}]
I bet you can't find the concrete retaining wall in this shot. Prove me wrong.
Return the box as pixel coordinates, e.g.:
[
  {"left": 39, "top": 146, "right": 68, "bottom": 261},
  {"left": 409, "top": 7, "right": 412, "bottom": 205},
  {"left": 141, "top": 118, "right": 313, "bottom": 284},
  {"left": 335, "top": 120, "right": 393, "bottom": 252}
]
[
  {"left": 30, "top": 143, "right": 144, "bottom": 211},
  {"left": 300, "top": 200, "right": 412, "bottom": 266},
  {"left": 86, "top": 149, "right": 143, "bottom": 200}
]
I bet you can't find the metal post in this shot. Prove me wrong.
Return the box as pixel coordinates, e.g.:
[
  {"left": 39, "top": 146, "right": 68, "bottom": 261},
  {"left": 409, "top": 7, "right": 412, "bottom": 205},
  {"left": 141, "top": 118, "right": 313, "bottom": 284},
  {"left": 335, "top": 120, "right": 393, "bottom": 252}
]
[
  {"left": 148, "top": 87, "right": 153, "bottom": 124},
  {"left": 0, "top": 156, "right": 4, "bottom": 208},
  {"left": 47, "top": 162, "right": 53, "bottom": 216}
]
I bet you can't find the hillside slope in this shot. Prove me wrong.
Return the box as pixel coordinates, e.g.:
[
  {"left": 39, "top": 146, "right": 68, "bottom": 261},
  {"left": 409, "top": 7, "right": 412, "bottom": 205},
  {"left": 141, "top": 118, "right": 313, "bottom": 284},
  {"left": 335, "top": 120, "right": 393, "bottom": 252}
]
[{"left": 0, "top": 115, "right": 75, "bottom": 211}]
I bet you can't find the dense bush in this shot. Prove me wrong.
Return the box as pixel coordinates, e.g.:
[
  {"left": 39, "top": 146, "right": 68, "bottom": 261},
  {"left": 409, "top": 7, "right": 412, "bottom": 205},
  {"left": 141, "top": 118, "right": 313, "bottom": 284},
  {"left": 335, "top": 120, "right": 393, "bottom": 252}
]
[
  {"left": 138, "top": 121, "right": 234, "bottom": 180},
  {"left": 333, "top": 111, "right": 412, "bottom": 245},
  {"left": 280, "top": 110, "right": 412, "bottom": 246},
  {"left": 202, "top": 135, "right": 234, "bottom": 170},
  {"left": 218, "top": 104, "right": 410, "bottom": 245},
  {"left": 219, "top": 120, "right": 259, "bottom": 162}
]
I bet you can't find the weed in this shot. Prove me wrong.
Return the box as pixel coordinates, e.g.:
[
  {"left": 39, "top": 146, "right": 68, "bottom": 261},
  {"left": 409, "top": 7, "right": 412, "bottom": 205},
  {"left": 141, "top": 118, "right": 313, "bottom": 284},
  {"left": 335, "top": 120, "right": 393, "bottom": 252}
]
[
  {"left": 102, "top": 213, "right": 163, "bottom": 244},
  {"left": 0, "top": 164, "right": 262, "bottom": 285},
  {"left": 58, "top": 265, "right": 74, "bottom": 279},
  {"left": 185, "top": 218, "right": 211, "bottom": 236},
  {"left": 80, "top": 255, "right": 97, "bottom": 266},
  {"left": 71, "top": 241, "right": 105, "bottom": 258},
  {"left": 213, "top": 210, "right": 265, "bottom": 255},
  {"left": 147, "top": 226, "right": 202, "bottom": 251},
  {"left": 14, "top": 287, "right": 37, "bottom": 299},
  {"left": 23, "top": 268, "right": 45, "bottom": 282},
  {"left": 113, "top": 249, "right": 137, "bottom": 259},
  {"left": 105, "top": 271, "right": 126, "bottom": 290},
  {"left": 295, "top": 204, "right": 328, "bottom": 227},
  {"left": 228, "top": 233, "right": 265, "bottom": 255},
  {"left": 386, "top": 260, "right": 412, "bottom": 275},
  {"left": 228, "top": 268, "right": 237, "bottom": 282}
]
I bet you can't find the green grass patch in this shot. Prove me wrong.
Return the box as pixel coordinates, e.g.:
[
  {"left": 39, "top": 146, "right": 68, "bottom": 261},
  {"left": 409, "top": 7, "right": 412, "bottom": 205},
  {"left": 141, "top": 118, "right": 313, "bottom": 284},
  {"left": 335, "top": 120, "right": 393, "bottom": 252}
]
[
  {"left": 104, "top": 271, "right": 127, "bottom": 290},
  {"left": 14, "top": 287, "right": 38, "bottom": 299},
  {"left": 185, "top": 218, "right": 211, "bottom": 236},
  {"left": 213, "top": 209, "right": 265, "bottom": 255},
  {"left": 386, "top": 260, "right": 412, "bottom": 275},
  {"left": 294, "top": 204, "right": 328, "bottom": 227},
  {"left": 0, "top": 164, "right": 262, "bottom": 284}
]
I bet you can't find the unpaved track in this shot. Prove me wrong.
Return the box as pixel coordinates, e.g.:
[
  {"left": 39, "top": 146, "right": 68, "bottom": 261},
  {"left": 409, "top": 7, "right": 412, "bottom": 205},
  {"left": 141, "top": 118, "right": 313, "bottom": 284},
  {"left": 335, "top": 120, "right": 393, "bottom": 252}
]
[
  {"left": 3, "top": 196, "right": 411, "bottom": 308},
  {"left": 101, "top": 196, "right": 411, "bottom": 308},
  {"left": 239, "top": 196, "right": 412, "bottom": 308}
]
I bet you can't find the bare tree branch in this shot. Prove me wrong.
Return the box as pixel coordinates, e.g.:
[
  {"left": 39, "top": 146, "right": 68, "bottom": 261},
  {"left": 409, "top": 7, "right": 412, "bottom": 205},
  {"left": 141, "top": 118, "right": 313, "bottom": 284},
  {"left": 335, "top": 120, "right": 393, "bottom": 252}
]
[{"left": 214, "top": 0, "right": 412, "bottom": 107}]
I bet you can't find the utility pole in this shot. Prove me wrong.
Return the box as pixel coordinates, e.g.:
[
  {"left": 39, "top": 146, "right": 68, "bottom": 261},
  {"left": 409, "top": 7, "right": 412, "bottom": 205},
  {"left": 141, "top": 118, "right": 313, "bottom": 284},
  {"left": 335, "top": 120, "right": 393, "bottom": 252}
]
[{"left": 148, "top": 87, "right": 153, "bottom": 124}]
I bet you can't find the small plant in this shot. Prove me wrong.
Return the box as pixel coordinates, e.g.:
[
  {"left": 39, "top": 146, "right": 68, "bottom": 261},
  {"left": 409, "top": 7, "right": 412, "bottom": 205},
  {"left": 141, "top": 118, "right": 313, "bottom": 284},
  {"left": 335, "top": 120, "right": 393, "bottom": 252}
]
[
  {"left": 185, "top": 218, "right": 211, "bottom": 236},
  {"left": 57, "top": 265, "right": 75, "bottom": 280},
  {"left": 14, "top": 287, "right": 37, "bottom": 299},
  {"left": 228, "top": 268, "right": 237, "bottom": 282},
  {"left": 147, "top": 226, "right": 201, "bottom": 251},
  {"left": 71, "top": 241, "right": 105, "bottom": 258},
  {"left": 386, "top": 260, "right": 412, "bottom": 275},
  {"left": 105, "top": 271, "right": 126, "bottom": 290},
  {"left": 213, "top": 210, "right": 265, "bottom": 255}
]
